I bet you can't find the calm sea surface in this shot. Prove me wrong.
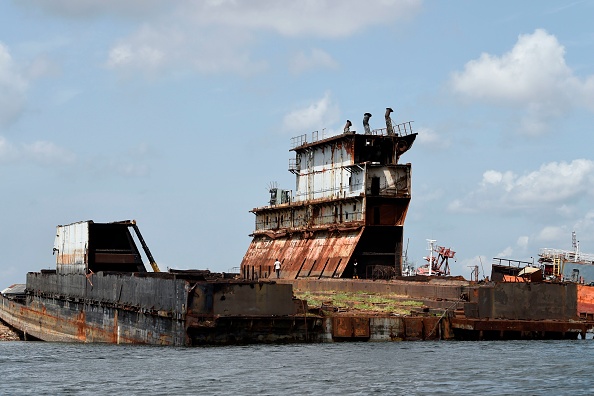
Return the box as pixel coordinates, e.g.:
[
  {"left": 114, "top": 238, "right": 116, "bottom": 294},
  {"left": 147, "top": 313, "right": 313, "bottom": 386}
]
[{"left": 1, "top": 340, "right": 594, "bottom": 395}]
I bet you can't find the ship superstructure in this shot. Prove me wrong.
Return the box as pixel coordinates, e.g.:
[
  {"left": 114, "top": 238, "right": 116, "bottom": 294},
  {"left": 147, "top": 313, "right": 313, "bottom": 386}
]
[
  {"left": 241, "top": 108, "right": 417, "bottom": 280},
  {"left": 539, "top": 231, "right": 594, "bottom": 283}
]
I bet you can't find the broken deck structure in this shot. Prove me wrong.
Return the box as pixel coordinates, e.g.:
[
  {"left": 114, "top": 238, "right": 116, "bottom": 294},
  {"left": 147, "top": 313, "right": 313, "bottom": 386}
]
[{"left": 241, "top": 109, "right": 417, "bottom": 280}]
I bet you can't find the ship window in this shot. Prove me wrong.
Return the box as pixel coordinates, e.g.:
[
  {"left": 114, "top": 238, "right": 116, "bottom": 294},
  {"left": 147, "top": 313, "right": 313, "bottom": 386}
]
[
  {"left": 313, "top": 207, "right": 320, "bottom": 218},
  {"left": 353, "top": 204, "right": 356, "bottom": 211},
  {"left": 346, "top": 212, "right": 349, "bottom": 219},
  {"left": 371, "top": 177, "right": 380, "bottom": 195}
]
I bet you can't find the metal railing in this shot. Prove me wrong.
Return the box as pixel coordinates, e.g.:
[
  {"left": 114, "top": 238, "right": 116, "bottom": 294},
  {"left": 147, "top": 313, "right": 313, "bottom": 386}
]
[
  {"left": 370, "top": 121, "right": 414, "bottom": 136},
  {"left": 539, "top": 248, "right": 594, "bottom": 264},
  {"left": 492, "top": 257, "right": 533, "bottom": 268},
  {"left": 289, "top": 158, "right": 300, "bottom": 173},
  {"left": 290, "top": 121, "right": 414, "bottom": 149},
  {"left": 254, "top": 210, "right": 364, "bottom": 231},
  {"left": 291, "top": 134, "right": 307, "bottom": 148},
  {"left": 291, "top": 131, "right": 321, "bottom": 149}
]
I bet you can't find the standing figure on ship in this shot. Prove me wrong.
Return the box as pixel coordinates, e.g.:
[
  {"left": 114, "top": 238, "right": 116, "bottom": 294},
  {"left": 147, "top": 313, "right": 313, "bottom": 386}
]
[{"left": 274, "top": 259, "right": 281, "bottom": 279}]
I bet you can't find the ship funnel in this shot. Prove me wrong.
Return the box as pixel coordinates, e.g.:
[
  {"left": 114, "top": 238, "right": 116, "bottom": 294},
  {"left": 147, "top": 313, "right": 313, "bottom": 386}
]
[
  {"left": 363, "top": 113, "right": 372, "bottom": 134},
  {"left": 385, "top": 107, "right": 395, "bottom": 135},
  {"left": 343, "top": 120, "right": 352, "bottom": 133}
]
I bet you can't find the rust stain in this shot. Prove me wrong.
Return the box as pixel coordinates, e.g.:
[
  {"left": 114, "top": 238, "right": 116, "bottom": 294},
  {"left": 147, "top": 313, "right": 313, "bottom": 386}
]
[
  {"left": 331, "top": 316, "right": 370, "bottom": 339},
  {"left": 112, "top": 310, "right": 118, "bottom": 343},
  {"left": 4, "top": 298, "right": 159, "bottom": 345},
  {"left": 241, "top": 228, "right": 362, "bottom": 280},
  {"left": 578, "top": 284, "right": 594, "bottom": 315},
  {"left": 76, "top": 310, "right": 86, "bottom": 341}
]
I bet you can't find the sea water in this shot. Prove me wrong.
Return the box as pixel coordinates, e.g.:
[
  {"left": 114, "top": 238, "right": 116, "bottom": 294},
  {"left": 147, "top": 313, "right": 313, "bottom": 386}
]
[{"left": 1, "top": 340, "right": 593, "bottom": 395}]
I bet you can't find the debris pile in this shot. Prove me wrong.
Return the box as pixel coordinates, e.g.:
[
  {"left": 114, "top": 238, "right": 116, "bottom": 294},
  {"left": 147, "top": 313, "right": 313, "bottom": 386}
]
[{"left": 0, "top": 321, "right": 19, "bottom": 341}]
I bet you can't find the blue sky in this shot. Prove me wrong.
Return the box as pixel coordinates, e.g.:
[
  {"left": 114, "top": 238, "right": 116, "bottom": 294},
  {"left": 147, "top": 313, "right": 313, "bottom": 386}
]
[{"left": 1, "top": 0, "right": 594, "bottom": 285}]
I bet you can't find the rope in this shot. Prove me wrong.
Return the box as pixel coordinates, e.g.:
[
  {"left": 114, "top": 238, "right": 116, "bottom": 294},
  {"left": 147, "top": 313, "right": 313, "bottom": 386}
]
[{"left": 426, "top": 298, "right": 464, "bottom": 339}]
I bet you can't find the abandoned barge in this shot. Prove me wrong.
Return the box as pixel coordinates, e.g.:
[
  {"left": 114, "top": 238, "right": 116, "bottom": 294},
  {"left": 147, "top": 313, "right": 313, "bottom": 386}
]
[
  {"left": 2, "top": 108, "right": 594, "bottom": 343},
  {"left": 0, "top": 220, "right": 323, "bottom": 345},
  {"left": 237, "top": 108, "right": 594, "bottom": 340}
]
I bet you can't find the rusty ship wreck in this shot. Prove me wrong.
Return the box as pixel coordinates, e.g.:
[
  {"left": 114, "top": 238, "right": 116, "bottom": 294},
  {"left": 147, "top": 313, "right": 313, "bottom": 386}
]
[
  {"left": 3, "top": 108, "right": 594, "bottom": 343},
  {"left": 238, "top": 107, "right": 594, "bottom": 340},
  {"left": 0, "top": 220, "right": 321, "bottom": 345},
  {"left": 241, "top": 107, "right": 416, "bottom": 281}
]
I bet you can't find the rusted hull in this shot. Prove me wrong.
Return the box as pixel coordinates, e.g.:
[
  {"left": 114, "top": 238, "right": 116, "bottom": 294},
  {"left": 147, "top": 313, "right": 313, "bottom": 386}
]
[
  {"left": 0, "top": 295, "right": 185, "bottom": 345},
  {"left": 0, "top": 294, "right": 453, "bottom": 344},
  {"left": 578, "top": 284, "right": 594, "bottom": 317},
  {"left": 241, "top": 229, "right": 363, "bottom": 280},
  {"left": 331, "top": 315, "right": 452, "bottom": 341},
  {"left": 5, "top": 270, "right": 594, "bottom": 344},
  {"left": 451, "top": 318, "right": 591, "bottom": 340},
  {"left": 186, "top": 316, "right": 324, "bottom": 345},
  {"left": 0, "top": 271, "right": 322, "bottom": 346},
  {"left": 464, "top": 282, "right": 578, "bottom": 321}
]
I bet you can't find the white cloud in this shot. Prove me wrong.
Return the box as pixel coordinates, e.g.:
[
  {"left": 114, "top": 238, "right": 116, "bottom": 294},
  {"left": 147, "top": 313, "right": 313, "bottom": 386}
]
[
  {"left": 106, "top": 24, "right": 266, "bottom": 77},
  {"left": 450, "top": 29, "right": 594, "bottom": 136},
  {"left": 450, "top": 159, "right": 594, "bottom": 213},
  {"left": 51, "top": 88, "right": 81, "bottom": 106},
  {"left": 0, "top": 136, "right": 77, "bottom": 165},
  {"left": 23, "top": 141, "right": 77, "bottom": 165},
  {"left": 99, "top": 1, "right": 421, "bottom": 77},
  {"left": 508, "top": 160, "right": 594, "bottom": 204},
  {"left": 106, "top": 160, "right": 149, "bottom": 178},
  {"left": 416, "top": 127, "right": 450, "bottom": 148},
  {"left": 517, "top": 236, "right": 529, "bottom": 249},
  {"left": 480, "top": 170, "right": 516, "bottom": 192},
  {"left": 22, "top": 0, "right": 422, "bottom": 35},
  {"left": 105, "top": 24, "right": 176, "bottom": 75},
  {"left": 26, "top": 56, "right": 60, "bottom": 80},
  {"left": 0, "top": 137, "right": 150, "bottom": 177},
  {"left": 496, "top": 246, "right": 513, "bottom": 257},
  {"left": 536, "top": 225, "right": 567, "bottom": 244},
  {"left": 17, "top": 0, "right": 167, "bottom": 19},
  {"left": 453, "top": 255, "right": 488, "bottom": 280},
  {"left": 282, "top": 92, "right": 340, "bottom": 133},
  {"left": 21, "top": 0, "right": 421, "bottom": 77},
  {"left": 0, "top": 136, "right": 19, "bottom": 162},
  {"left": 107, "top": 40, "right": 166, "bottom": 75},
  {"left": 574, "top": 211, "right": 594, "bottom": 236},
  {"left": 447, "top": 199, "right": 473, "bottom": 214},
  {"left": 289, "top": 49, "right": 338, "bottom": 74},
  {"left": 182, "top": 1, "right": 422, "bottom": 39},
  {"left": 84, "top": 143, "right": 153, "bottom": 178},
  {"left": 451, "top": 29, "right": 571, "bottom": 103},
  {"left": 0, "top": 42, "right": 28, "bottom": 127}
]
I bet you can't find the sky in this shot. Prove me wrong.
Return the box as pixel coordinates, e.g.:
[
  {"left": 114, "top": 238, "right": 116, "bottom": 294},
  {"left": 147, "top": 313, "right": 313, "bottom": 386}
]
[{"left": 1, "top": 0, "right": 594, "bottom": 285}]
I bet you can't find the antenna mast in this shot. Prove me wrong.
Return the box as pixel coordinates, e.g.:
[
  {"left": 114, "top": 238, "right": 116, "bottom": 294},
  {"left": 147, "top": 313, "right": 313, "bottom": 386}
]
[{"left": 427, "top": 239, "right": 436, "bottom": 276}]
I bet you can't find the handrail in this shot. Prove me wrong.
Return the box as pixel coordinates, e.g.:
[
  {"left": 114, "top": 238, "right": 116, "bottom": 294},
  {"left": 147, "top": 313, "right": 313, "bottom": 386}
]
[
  {"left": 539, "top": 248, "right": 594, "bottom": 264},
  {"left": 492, "top": 257, "right": 533, "bottom": 267}
]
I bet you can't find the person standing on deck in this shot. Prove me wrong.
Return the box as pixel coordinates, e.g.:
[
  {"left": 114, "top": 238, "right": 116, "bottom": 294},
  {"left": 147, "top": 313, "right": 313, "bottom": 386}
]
[{"left": 274, "top": 259, "right": 281, "bottom": 279}]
